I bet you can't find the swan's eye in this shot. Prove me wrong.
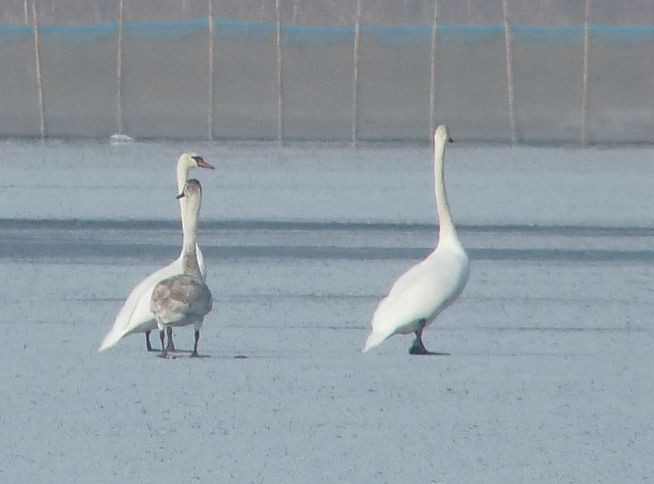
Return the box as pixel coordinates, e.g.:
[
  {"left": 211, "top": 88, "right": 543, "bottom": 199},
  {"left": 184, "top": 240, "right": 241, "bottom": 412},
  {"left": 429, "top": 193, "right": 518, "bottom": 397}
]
[{"left": 191, "top": 156, "right": 202, "bottom": 163}]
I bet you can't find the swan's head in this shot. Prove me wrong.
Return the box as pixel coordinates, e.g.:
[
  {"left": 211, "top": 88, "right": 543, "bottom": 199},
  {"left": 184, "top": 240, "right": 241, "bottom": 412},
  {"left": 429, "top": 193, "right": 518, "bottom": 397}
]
[
  {"left": 176, "top": 178, "right": 202, "bottom": 200},
  {"left": 177, "top": 152, "right": 213, "bottom": 195},
  {"left": 178, "top": 152, "right": 214, "bottom": 171},
  {"left": 434, "top": 125, "right": 454, "bottom": 145}
]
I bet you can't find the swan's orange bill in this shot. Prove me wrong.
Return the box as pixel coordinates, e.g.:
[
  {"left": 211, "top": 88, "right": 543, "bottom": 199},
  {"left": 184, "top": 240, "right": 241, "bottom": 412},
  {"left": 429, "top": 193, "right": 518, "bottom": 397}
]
[{"left": 197, "top": 159, "right": 215, "bottom": 169}]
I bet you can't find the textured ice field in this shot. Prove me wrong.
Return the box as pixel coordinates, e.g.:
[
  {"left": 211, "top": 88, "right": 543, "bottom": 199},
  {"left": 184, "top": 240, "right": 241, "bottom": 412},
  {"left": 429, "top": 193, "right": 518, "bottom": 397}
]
[{"left": 0, "top": 140, "right": 652, "bottom": 483}]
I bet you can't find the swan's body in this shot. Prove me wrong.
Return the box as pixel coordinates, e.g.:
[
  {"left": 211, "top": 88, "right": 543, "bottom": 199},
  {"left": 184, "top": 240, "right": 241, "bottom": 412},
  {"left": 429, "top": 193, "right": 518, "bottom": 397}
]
[
  {"left": 363, "top": 125, "right": 469, "bottom": 354},
  {"left": 151, "top": 179, "right": 213, "bottom": 357},
  {"left": 98, "top": 153, "right": 214, "bottom": 352}
]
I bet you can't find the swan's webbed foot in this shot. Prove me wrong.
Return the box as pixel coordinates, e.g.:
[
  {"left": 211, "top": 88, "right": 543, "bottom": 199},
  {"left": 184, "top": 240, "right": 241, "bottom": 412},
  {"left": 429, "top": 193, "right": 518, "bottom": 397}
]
[
  {"left": 408, "top": 321, "right": 449, "bottom": 356},
  {"left": 145, "top": 331, "right": 153, "bottom": 352},
  {"left": 409, "top": 341, "right": 449, "bottom": 356},
  {"left": 409, "top": 337, "right": 430, "bottom": 355},
  {"left": 409, "top": 325, "right": 450, "bottom": 356}
]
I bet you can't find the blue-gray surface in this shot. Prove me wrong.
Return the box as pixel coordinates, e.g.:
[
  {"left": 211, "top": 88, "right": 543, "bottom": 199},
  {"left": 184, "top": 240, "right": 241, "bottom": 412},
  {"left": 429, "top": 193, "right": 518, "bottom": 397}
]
[{"left": 0, "top": 140, "right": 653, "bottom": 483}]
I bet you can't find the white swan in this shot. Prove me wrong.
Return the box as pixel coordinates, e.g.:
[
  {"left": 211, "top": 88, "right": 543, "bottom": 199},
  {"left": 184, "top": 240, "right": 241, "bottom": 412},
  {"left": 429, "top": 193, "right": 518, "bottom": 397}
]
[
  {"left": 98, "top": 152, "right": 214, "bottom": 352},
  {"left": 363, "top": 125, "right": 469, "bottom": 355},
  {"left": 151, "top": 179, "right": 213, "bottom": 358}
]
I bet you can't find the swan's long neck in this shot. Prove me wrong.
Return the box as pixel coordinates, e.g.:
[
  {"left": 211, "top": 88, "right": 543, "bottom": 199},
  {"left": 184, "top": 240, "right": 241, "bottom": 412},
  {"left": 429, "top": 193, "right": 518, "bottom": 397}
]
[
  {"left": 177, "top": 161, "right": 204, "bottom": 275},
  {"left": 434, "top": 136, "right": 458, "bottom": 246},
  {"left": 176, "top": 161, "right": 190, "bottom": 196},
  {"left": 180, "top": 193, "right": 201, "bottom": 277}
]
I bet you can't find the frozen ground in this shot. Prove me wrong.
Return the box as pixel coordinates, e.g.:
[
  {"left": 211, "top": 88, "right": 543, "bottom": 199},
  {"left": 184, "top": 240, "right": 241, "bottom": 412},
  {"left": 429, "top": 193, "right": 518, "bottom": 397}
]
[{"left": 0, "top": 139, "right": 652, "bottom": 483}]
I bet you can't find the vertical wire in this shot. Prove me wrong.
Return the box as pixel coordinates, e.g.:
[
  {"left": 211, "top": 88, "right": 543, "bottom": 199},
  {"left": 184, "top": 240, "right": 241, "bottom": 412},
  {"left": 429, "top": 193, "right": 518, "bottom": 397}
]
[
  {"left": 352, "top": 0, "right": 362, "bottom": 147},
  {"left": 31, "top": 0, "right": 46, "bottom": 140},
  {"left": 428, "top": 0, "right": 438, "bottom": 137},
  {"left": 501, "top": 0, "right": 517, "bottom": 144},
  {"left": 291, "top": 0, "right": 299, "bottom": 22},
  {"left": 116, "top": 0, "right": 125, "bottom": 135},
  {"left": 581, "top": 0, "right": 591, "bottom": 146},
  {"left": 275, "top": 0, "right": 284, "bottom": 143},
  {"left": 208, "top": 0, "right": 215, "bottom": 140}
]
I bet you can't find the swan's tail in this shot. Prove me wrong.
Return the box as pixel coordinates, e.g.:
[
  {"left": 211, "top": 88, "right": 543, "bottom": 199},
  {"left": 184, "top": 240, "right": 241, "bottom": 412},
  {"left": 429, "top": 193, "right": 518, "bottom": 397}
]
[
  {"left": 362, "top": 330, "right": 390, "bottom": 353},
  {"left": 98, "top": 328, "right": 126, "bottom": 352}
]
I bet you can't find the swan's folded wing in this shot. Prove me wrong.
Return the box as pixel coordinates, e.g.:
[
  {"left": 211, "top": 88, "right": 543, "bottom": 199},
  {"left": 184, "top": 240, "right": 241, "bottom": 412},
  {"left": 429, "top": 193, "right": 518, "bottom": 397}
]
[
  {"left": 369, "top": 254, "right": 466, "bottom": 339},
  {"left": 151, "top": 276, "right": 212, "bottom": 319},
  {"left": 98, "top": 259, "right": 180, "bottom": 351},
  {"left": 372, "top": 276, "right": 441, "bottom": 334},
  {"left": 384, "top": 255, "right": 433, "bottom": 299},
  {"left": 189, "top": 283, "right": 213, "bottom": 316}
]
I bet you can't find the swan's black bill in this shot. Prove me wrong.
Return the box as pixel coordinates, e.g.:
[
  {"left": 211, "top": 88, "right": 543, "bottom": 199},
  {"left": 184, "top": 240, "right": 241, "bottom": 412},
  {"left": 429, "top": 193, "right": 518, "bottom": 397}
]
[
  {"left": 176, "top": 192, "right": 185, "bottom": 199},
  {"left": 448, "top": 136, "right": 454, "bottom": 143}
]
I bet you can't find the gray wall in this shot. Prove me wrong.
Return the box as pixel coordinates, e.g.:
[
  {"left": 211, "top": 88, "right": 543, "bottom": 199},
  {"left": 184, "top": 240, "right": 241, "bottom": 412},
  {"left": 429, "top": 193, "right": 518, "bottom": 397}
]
[{"left": 1, "top": 0, "right": 654, "bottom": 144}]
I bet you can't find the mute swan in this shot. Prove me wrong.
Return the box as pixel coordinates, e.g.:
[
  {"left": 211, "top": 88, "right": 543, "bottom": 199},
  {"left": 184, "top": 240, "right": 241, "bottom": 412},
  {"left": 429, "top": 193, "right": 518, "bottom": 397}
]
[
  {"left": 98, "top": 152, "right": 214, "bottom": 352},
  {"left": 363, "top": 125, "right": 469, "bottom": 355},
  {"left": 151, "top": 179, "right": 213, "bottom": 358}
]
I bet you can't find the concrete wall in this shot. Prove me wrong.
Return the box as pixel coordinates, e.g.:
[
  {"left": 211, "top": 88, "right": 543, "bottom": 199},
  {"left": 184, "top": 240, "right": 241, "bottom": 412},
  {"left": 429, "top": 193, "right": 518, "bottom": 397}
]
[{"left": 1, "top": 0, "right": 653, "bottom": 144}]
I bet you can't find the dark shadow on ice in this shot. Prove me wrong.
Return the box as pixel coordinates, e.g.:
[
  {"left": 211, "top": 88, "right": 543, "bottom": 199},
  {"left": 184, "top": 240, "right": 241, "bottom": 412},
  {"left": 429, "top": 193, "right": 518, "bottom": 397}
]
[
  {"left": 156, "top": 349, "right": 207, "bottom": 359},
  {"left": 2, "top": 218, "right": 653, "bottom": 263},
  {"left": 155, "top": 350, "right": 250, "bottom": 360},
  {"left": 410, "top": 351, "right": 451, "bottom": 356},
  {"left": 451, "top": 326, "right": 647, "bottom": 333},
  {"left": 2, "top": 240, "right": 654, "bottom": 263},
  {"left": 1, "top": 218, "right": 653, "bottom": 238}
]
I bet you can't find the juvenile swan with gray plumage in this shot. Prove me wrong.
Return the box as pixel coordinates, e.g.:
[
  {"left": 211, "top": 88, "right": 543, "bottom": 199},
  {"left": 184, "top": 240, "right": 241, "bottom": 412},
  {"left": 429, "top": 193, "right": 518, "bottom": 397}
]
[{"left": 151, "top": 179, "right": 213, "bottom": 357}]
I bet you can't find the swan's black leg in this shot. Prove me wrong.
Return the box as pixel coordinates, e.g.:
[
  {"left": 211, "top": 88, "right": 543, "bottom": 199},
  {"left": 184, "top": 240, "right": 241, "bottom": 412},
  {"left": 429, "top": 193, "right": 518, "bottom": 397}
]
[
  {"left": 165, "top": 327, "right": 175, "bottom": 353},
  {"left": 409, "top": 320, "right": 450, "bottom": 356},
  {"left": 191, "top": 330, "right": 200, "bottom": 357},
  {"left": 409, "top": 321, "right": 429, "bottom": 355},
  {"left": 159, "top": 329, "right": 167, "bottom": 358},
  {"left": 145, "top": 330, "right": 152, "bottom": 352}
]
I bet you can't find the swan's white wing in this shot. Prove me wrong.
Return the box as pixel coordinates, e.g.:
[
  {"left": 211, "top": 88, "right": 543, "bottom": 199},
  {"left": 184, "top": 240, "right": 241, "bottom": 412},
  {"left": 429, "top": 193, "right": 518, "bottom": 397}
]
[
  {"left": 372, "top": 260, "right": 442, "bottom": 333},
  {"left": 384, "top": 251, "right": 434, "bottom": 300},
  {"left": 364, "top": 247, "right": 469, "bottom": 352},
  {"left": 98, "top": 257, "right": 183, "bottom": 351}
]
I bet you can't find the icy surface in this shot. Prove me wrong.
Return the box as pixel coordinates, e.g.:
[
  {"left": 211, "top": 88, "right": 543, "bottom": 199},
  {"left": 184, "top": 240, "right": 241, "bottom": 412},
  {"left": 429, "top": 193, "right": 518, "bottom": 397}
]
[
  {"left": 0, "top": 140, "right": 652, "bottom": 483},
  {"left": 2, "top": 139, "right": 653, "bottom": 226}
]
